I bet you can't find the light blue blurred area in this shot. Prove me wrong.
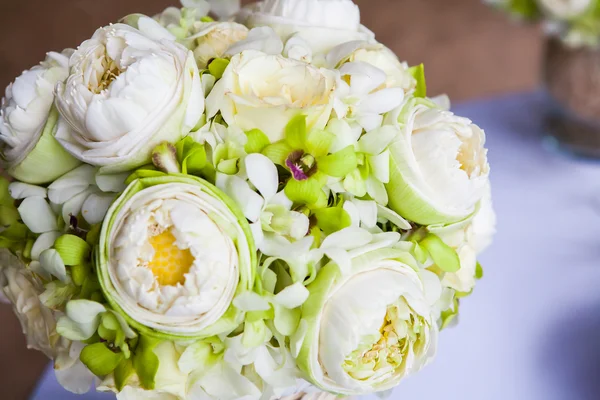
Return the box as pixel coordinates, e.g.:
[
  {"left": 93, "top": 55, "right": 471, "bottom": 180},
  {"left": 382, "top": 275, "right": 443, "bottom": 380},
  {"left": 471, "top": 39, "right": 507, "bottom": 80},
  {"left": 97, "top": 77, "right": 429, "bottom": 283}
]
[{"left": 31, "top": 92, "right": 600, "bottom": 400}]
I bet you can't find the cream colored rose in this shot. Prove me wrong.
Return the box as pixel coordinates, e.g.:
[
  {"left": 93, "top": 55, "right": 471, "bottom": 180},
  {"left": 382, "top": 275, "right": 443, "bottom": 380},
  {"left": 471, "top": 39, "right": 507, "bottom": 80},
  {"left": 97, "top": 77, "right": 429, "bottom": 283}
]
[
  {"left": 206, "top": 50, "right": 337, "bottom": 142},
  {"left": 192, "top": 22, "right": 249, "bottom": 67}
]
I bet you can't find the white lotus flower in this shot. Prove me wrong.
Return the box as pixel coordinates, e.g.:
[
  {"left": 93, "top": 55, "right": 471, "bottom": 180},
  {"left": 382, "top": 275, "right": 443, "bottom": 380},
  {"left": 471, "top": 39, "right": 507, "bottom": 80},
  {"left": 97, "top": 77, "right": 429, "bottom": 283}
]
[
  {"left": 327, "top": 41, "right": 416, "bottom": 93},
  {"left": 537, "top": 0, "right": 592, "bottom": 18},
  {"left": 0, "top": 250, "right": 60, "bottom": 358},
  {"left": 0, "top": 50, "right": 80, "bottom": 184},
  {"left": 384, "top": 97, "right": 490, "bottom": 225},
  {"left": 55, "top": 24, "right": 204, "bottom": 172},
  {"left": 296, "top": 231, "right": 441, "bottom": 395},
  {"left": 217, "top": 153, "right": 310, "bottom": 249},
  {"left": 241, "top": 0, "right": 375, "bottom": 54},
  {"left": 206, "top": 50, "right": 338, "bottom": 143},
  {"left": 97, "top": 175, "right": 255, "bottom": 338},
  {"left": 333, "top": 61, "right": 406, "bottom": 131}
]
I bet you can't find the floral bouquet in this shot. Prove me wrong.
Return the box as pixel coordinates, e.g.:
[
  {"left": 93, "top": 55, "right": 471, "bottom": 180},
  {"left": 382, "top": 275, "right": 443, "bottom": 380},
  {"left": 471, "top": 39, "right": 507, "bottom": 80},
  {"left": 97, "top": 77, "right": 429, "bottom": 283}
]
[
  {"left": 486, "top": 0, "right": 600, "bottom": 47},
  {"left": 0, "top": 0, "right": 495, "bottom": 399}
]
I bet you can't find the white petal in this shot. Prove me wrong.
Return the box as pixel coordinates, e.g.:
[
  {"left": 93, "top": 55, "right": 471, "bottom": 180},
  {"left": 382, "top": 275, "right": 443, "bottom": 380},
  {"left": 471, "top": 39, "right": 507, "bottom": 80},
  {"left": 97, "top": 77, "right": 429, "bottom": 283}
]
[
  {"left": 324, "top": 248, "right": 352, "bottom": 276},
  {"left": 18, "top": 196, "right": 57, "bottom": 233},
  {"left": 39, "top": 249, "right": 68, "bottom": 283},
  {"left": 250, "top": 222, "right": 265, "bottom": 249},
  {"left": 216, "top": 173, "right": 264, "bottom": 223},
  {"left": 61, "top": 188, "right": 93, "bottom": 225},
  {"left": 359, "top": 87, "right": 406, "bottom": 115},
  {"left": 55, "top": 360, "right": 95, "bottom": 395},
  {"left": 48, "top": 165, "right": 96, "bottom": 204},
  {"left": 321, "top": 227, "right": 372, "bottom": 250},
  {"left": 31, "top": 231, "right": 61, "bottom": 260},
  {"left": 225, "top": 26, "right": 283, "bottom": 56},
  {"left": 377, "top": 204, "right": 412, "bottom": 230},
  {"left": 352, "top": 199, "right": 378, "bottom": 228},
  {"left": 137, "top": 16, "right": 176, "bottom": 41},
  {"left": 8, "top": 182, "right": 47, "bottom": 199},
  {"left": 245, "top": 153, "right": 278, "bottom": 200},
  {"left": 273, "top": 282, "right": 309, "bottom": 309},
  {"left": 81, "top": 192, "right": 115, "bottom": 224},
  {"left": 95, "top": 171, "right": 128, "bottom": 193},
  {"left": 233, "top": 292, "right": 271, "bottom": 311},
  {"left": 66, "top": 300, "right": 106, "bottom": 324}
]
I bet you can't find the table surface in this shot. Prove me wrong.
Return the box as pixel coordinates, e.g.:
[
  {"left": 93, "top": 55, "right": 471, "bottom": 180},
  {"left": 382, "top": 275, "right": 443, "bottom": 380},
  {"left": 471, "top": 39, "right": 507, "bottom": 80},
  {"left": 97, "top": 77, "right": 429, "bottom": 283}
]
[{"left": 30, "top": 92, "right": 600, "bottom": 400}]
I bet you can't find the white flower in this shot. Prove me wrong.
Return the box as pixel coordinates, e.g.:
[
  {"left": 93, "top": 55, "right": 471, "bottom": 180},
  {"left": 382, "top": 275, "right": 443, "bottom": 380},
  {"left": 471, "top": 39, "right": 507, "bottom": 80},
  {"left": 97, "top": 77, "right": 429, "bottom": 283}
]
[
  {"left": 296, "top": 231, "right": 440, "bottom": 395},
  {"left": 333, "top": 61, "right": 406, "bottom": 131},
  {"left": 0, "top": 50, "right": 80, "bottom": 184},
  {"left": 97, "top": 175, "right": 255, "bottom": 338},
  {"left": 206, "top": 50, "right": 338, "bottom": 143},
  {"left": 54, "top": 340, "right": 96, "bottom": 394},
  {"left": 0, "top": 250, "right": 59, "bottom": 358},
  {"left": 192, "top": 22, "right": 249, "bottom": 67},
  {"left": 385, "top": 97, "right": 490, "bottom": 225},
  {"left": 241, "top": 0, "right": 375, "bottom": 54},
  {"left": 327, "top": 41, "right": 416, "bottom": 92},
  {"left": 217, "top": 153, "right": 310, "bottom": 249},
  {"left": 55, "top": 24, "right": 204, "bottom": 172},
  {"left": 537, "top": 0, "right": 592, "bottom": 18}
]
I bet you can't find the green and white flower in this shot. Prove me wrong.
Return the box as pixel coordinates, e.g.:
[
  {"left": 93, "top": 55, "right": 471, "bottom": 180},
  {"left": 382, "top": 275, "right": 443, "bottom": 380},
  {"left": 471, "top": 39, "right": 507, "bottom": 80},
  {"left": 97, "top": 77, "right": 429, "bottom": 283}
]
[
  {"left": 295, "top": 231, "right": 441, "bottom": 395},
  {"left": 385, "top": 97, "right": 490, "bottom": 225},
  {"left": 206, "top": 50, "right": 338, "bottom": 143},
  {"left": 241, "top": 0, "right": 375, "bottom": 54},
  {"left": 97, "top": 175, "right": 256, "bottom": 339},
  {"left": 0, "top": 50, "right": 81, "bottom": 184},
  {"left": 537, "top": 0, "right": 593, "bottom": 18},
  {"left": 55, "top": 24, "right": 204, "bottom": 172}
]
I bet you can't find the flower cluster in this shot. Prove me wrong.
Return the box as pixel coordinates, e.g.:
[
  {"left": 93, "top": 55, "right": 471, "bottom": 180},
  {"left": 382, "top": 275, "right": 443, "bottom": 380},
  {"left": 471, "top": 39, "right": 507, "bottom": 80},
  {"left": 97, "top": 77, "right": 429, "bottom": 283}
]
[
  {"left": 486, "top": 0, "right": 600, "bottom": 48},
  {"left": 0, "top": 0, "right": 495, "bottom": 399}
]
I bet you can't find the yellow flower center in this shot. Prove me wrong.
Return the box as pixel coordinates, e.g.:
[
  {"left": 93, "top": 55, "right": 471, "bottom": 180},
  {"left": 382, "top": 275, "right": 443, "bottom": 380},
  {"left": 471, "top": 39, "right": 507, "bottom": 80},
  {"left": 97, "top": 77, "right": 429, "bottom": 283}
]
[{"left": 148, "top": 230, "right": 194, "bottom": 286}]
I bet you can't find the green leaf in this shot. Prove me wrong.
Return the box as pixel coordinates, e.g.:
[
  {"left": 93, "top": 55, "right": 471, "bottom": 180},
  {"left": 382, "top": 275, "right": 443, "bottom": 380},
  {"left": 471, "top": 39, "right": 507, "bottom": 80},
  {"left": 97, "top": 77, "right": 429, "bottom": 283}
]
[
  {"left": 208, "top": 58, "right": 230, "bottom": 79},
  {"left": 312, "top": 206, "right": 352, "bottom": 235},
  {"left": 408, "top": 64, "right": 427, "bottom": 98},
  {"left": 115, "top": 358, "right": 135, "bottom": 391},
  {"left": 262, "top": 142, "right": 293, "bottom": 166},
  {"left": 133, "top": 336, "right": 161, "bottom": 390},
  {"left": 285, "top": 179, "right": 326, "bottom": 207},
  {"left": 285, "top": 115, "right": 308, "bottom": 150},
  {"left": 419, "top": 234, "right": 461, "bottom": 273},
  {"left": 245, "top": 129, "right": 271, "bottom": 154},
  {"left": 305, "top": 129, "right": 334, "bottom": 158},
  {"left": 80, "top": 342, "right": 124, "bottom": 376},
  {"left": 317, "top": 146, "right": 358, "bottom": 178},
  {"left": 54, "top": 234, "right": 91, "bottom": 266}
]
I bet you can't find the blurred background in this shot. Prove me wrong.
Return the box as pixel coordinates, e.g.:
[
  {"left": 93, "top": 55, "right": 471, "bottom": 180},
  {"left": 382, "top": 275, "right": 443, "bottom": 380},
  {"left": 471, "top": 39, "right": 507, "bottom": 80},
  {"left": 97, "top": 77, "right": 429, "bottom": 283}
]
[{"left": 0, "top": 0, "right": 545, "bottom": 398}]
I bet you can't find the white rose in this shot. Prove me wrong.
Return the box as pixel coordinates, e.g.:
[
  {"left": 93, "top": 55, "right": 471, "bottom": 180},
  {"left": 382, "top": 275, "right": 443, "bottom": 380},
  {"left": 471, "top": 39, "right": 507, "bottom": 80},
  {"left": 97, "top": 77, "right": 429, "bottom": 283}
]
[
  {"left": 537, "top": 0, "right": 592, "bottom": 18},
  {"left": 327, "top": 41, "right": 416, "bottom": 92},
  {"left": 0, "top": 250, "right": 59, "bottom": 358},
  {"left": 385, "top": 97, "right": 490, "bottom": 225},
  {"left": 55, "top": 24, "right": 204, "bottom": 172},
  {"left": 241, "top": 0, "right": 375, "bottom": 54},
  {"left": 206, "top": 50, "right": 337, "bottom": 143},
  {"left": 0, "top": 51, "right": 80, "bottom": 184},
  {"left": 296, "top": 229, "right": 440, "bottom": 395},
  {"left": 191, "top": 22, "right": 249, "bottom": 67}
]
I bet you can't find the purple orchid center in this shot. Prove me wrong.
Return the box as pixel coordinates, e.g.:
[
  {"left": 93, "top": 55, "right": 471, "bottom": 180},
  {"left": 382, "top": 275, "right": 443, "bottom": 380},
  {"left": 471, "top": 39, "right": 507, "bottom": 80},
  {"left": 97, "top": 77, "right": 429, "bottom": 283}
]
[{"left": 286, "top": 150, "right": 317, "bottom": 181}]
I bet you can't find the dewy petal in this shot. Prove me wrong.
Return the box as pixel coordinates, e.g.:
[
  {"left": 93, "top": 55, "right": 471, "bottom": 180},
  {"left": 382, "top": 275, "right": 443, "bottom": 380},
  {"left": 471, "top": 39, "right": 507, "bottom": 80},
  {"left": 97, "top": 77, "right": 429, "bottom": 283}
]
[
  {"left": 245, "top": 153, "right": 279, "bottom": 201},
  {"left": 17, "top": 196, "right": 57, "bottom": 233}
]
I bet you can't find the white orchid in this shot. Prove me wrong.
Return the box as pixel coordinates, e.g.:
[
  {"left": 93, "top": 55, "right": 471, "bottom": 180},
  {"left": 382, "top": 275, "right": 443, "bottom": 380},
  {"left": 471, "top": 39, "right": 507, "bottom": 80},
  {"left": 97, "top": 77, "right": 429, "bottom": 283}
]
[
  {"left": 333, "top": 61, "right": 406, "bottom": 131},
  {"left": 217, "top": 153, "right": 310, "bottom": 250}
]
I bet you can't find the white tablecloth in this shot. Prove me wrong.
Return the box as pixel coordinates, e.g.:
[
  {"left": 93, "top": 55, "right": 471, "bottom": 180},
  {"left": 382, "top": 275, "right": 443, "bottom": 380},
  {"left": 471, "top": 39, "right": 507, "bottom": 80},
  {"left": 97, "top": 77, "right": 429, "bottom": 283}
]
[{"left": 31, "top": 92, "right": 600, "bottom": 400}]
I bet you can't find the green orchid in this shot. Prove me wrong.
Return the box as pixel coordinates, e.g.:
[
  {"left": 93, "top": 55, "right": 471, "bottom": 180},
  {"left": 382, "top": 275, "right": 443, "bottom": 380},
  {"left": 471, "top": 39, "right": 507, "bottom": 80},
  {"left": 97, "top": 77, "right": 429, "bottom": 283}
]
[{"left": 262, "top": 115, "right": 358, "bottom": 208}]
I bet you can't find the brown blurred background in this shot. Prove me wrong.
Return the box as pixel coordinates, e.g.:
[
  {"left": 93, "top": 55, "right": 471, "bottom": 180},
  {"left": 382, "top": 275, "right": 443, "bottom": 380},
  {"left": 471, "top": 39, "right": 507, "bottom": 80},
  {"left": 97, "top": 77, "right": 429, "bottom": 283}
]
[{"left": 0, "top": 0, "right": 542, "bottom": 398}]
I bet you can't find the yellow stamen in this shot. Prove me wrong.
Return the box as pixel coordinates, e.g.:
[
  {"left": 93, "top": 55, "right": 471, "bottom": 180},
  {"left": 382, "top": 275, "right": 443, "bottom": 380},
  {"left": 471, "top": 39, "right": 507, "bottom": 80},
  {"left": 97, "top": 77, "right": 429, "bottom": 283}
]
[{"left": 148, "top": 230, "right": 194, "bottom": 286}]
